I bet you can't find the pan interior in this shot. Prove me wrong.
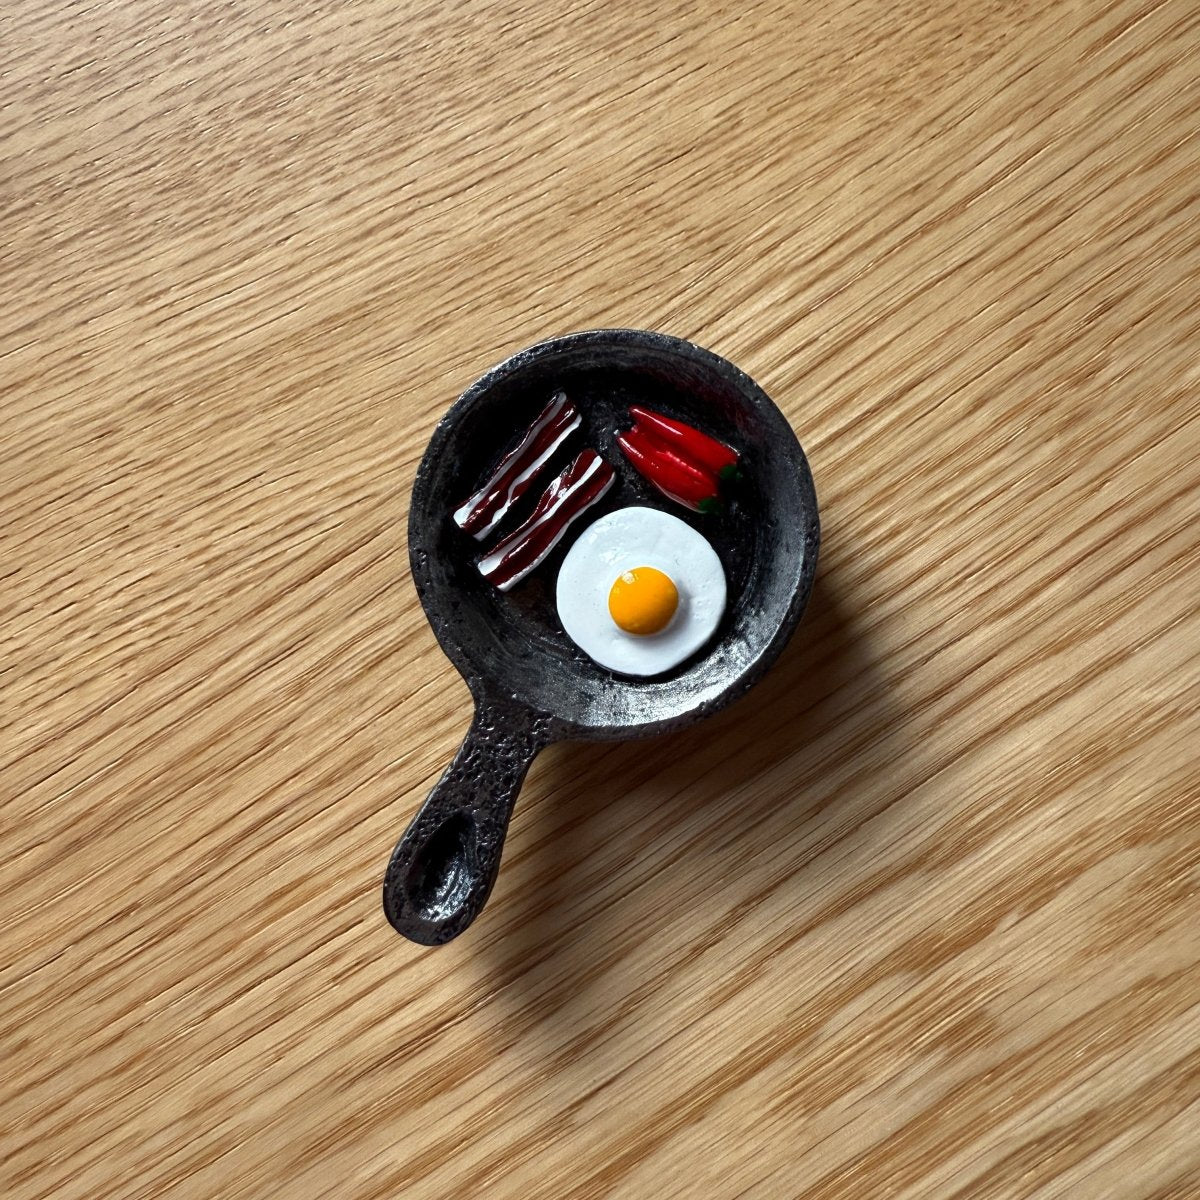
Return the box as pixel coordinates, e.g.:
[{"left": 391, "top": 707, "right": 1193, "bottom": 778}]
[{"left": 408, "top": 331, "right": 818, "bottom": 738}]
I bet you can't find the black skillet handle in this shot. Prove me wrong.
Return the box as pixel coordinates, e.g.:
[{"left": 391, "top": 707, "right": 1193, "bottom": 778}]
[{"left": 382, "top": 700, "right": 549, "bottom": 945}]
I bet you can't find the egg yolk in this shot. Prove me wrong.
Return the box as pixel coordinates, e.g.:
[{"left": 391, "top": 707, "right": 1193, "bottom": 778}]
[{"left": 608, "top": 566, "right": 679, "bottom": 635}]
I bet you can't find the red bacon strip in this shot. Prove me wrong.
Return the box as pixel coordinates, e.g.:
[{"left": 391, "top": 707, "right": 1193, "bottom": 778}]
[
  {"left": 478, "top": 450, "right": 615, "bottom": 591},
  {"left": 453, "top": 391, "right": 581, "bottom": 539}
]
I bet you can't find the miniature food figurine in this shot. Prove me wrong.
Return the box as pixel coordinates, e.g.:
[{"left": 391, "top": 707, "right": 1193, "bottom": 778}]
[
  {"left": 478, "top": 449, "right": 615, "bottom": 590},
  {"left": 616, "top": 407, "right": 741, "bottom": 513},
  {"left": 555, "top": 506, "right": 727, "bottom": 676},
  {"left": 454, "top": 391, "right": 581, "bottom": 539}
]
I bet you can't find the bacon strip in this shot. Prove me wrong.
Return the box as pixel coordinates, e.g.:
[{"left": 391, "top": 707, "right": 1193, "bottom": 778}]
[
  {"left": 478, "top": 450, "right": 615, "bottom": 591},
  {"left": 453, "top": 392, "right": 581, "bottom": 539}
]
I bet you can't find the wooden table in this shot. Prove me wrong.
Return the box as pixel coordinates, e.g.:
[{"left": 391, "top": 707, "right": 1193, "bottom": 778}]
[{"left": 4, "top": 0, "right": 1199, "bottom": 1196}]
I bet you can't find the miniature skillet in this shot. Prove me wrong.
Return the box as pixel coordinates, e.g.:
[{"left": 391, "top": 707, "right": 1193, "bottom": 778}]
[{"left": 383, "top": 329, "right": 819, "bottom": 945}]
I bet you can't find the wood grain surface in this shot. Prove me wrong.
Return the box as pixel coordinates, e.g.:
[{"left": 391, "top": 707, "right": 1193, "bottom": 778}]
[{"left": 3, "top": 0, "right": 1200, "bottom": 1196}]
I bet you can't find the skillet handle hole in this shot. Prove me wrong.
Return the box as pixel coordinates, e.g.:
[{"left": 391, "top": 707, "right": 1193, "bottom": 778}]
[{"left": 406, "top": 813, "right": 476, "bottom": 922}]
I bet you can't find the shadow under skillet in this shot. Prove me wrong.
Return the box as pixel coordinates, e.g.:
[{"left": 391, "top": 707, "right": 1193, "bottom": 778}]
[{"left": 473, "top": 571, "right": 912, "bottom": 1028}]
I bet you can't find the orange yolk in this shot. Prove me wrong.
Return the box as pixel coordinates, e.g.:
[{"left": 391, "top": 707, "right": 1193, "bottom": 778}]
[{"left": 608, "top": 566, "right": 679, "bottom": 635}]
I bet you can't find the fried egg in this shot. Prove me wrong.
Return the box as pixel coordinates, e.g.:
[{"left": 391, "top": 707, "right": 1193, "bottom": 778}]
[{"left": 556, "top": 506, "right": 726, "bottom": 676}]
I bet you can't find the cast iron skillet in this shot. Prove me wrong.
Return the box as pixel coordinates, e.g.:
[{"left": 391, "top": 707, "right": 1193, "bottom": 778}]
[{"left": 383, "top": 329, "right": 819, "bottom": 945}]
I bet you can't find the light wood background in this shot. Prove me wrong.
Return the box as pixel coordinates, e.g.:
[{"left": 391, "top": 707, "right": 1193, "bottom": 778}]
[{"left": 3, "top": 0, "right": 1199, "bottom": 1196}]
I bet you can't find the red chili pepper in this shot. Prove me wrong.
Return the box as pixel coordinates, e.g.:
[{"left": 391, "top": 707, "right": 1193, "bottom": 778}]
[
  {"left": 629, "top": 406, "right": 740, "bottom": 480},
  {"left": 617, "top": 428, "right": 722, "bottom": 514}
]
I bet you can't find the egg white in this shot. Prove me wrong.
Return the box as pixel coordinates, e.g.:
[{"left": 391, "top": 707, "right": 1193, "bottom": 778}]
[{"left": 556, "top": 506, "right": 727, "bottom": 677}]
